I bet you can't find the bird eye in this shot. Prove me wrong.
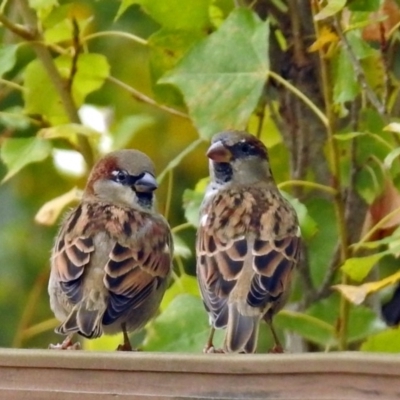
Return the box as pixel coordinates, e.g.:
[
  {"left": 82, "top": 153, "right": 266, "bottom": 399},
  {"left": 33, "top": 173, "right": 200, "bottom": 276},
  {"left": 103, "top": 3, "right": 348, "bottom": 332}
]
[
  {"left": 112, "top": 170, "right": 128, "bottom": 183},
  {"left": 239, "top": 142, "right": 252, "bottom": 154}
]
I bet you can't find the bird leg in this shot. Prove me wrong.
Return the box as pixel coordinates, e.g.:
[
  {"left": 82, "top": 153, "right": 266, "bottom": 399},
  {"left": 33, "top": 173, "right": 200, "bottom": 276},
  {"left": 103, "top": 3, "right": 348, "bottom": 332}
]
[
  {"left": 203, "top": 327, "right": 224, "bottom": 353},
  {"left": 265, "top": 316, "right": 284, "bottom": 353},
  {"left": 48, "top": 334, "right": 81, "bottom": 350},
  {"left": 117, "top": 323, "right": 133, "bottom": 351}
]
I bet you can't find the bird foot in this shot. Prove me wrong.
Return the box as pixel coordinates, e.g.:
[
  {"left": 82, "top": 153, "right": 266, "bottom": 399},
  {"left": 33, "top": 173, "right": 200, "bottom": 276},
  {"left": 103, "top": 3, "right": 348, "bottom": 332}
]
[
  {"left": 203, "top": 345, "right": 225, "bottom": 354},
  {"left": 48, "top": 337, "right": 81, "bottom": 350},
  {"left": 268, "top": 344, "right": 284, "bottom": 354},
  {"left": 116, "top": 343, "right": 133, "bottom": 351}
]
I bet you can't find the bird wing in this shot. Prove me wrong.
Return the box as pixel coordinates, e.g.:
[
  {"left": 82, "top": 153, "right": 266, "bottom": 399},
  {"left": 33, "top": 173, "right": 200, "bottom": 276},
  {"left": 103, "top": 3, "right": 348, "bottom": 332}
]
[
  {"left": 102, "top": 217, "right": 172, "bottom": 325},
  {"left": 196, "top": 188, "right": 300, "bottom": 326},
  {"left": 52, "top": 203, "right": 172, "bottom": 325}
]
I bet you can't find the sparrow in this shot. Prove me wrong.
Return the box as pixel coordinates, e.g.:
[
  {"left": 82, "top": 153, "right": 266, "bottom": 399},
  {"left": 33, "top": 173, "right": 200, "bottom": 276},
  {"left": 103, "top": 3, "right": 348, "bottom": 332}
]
[
  {"left": 48, "top": 149, "right": 173, "bottom": 350},
  {"left": 196, "top": 131, "right": 300, "bottom": 353}
]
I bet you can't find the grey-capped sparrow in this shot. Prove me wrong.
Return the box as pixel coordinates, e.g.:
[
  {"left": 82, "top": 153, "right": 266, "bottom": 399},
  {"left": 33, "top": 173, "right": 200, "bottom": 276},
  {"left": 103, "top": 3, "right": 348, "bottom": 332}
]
[
  {"left": 196, "top": 131, "right": 300, "bottom": 353},
  {"left": 49, "top": 150, "right": 173, "bottom": 350}
]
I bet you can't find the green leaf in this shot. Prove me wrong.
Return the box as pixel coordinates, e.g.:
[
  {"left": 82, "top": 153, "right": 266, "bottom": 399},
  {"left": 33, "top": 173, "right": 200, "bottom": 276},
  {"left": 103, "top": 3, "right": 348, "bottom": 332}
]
[
  {"left": 361, "top": 328, "right": 400, "bottom": 352},
  {"left": 172, "top": 234, "right": 192, "bottom": 259},
  {"left": 348, "top": 305, "right": 381, "bottom": 343},
  {"left": 384, "top": 147, "right": 400, "bottom": 170},
  {"left": 127, "top": 0, "right": 211, "bottom": 31},
  {"left": 149, "top": 28, "right": 204, "bottom": 105},
  {"left": 1, "top": 137, "right": 52, "bottom": 183},
  {"left": 38, "top": 123, "right": 101, "bottom": 146},
  {"left": 0, "top": 45, "right": 19, "bottom": 77},
  {"left": 275, "top": 310, "right": 336, "bottom": 347},
  {"left": 71, "top": 54, "right": 110, "bottom": 105},
  {"left": 182, "top": 178, "right": 208, "bottom": 227},
  {"left": 0, "top": 107, "right": 31, "bottom": 130},
  {"left": 334, "top": 132, "right": 365, "bottom": 141},
  {"left": 161, "top": 9, "right": 270, "bottom": 139},
  {"left": 341, "top": 252, "right": 386, "bottom": 282},
  {"left": 333, "top": 47, "right": 359, "bottom": 106},
  {"left": 24, "top": 59, "right": 68, "bottom": 125},
  {"left": 348, "top": 0, "right": 380, "bottom": 11},
  {"left": 29, "top": 0, "right": 58, "bottom": 11},
  {"left": 281, "top": 191, "right": 318, "bottom": 240},
  {"left": 160, "top": 274, "right": 200, "bottom": 312},
  {"left": 314, "top": 0, "right": 346, "bottom": 21},
  {"left": 143, "top": 294, "right": 222, "bottom": 352}
]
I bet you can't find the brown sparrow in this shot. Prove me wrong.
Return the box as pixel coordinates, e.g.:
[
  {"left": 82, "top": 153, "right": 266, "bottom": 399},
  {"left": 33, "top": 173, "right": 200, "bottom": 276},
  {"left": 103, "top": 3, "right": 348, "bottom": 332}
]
[
  {"left": 196, "top": 131, "right": 300, "bottom": 353},
  {"left": 49, "top": 150, "right": 173, "bottom": 350}
]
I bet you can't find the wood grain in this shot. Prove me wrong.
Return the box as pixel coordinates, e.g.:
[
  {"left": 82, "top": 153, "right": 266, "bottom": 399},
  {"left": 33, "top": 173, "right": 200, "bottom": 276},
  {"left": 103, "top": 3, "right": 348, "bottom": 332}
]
[{"left": 0, "top": 349, "right": 399, "bottom": 399}]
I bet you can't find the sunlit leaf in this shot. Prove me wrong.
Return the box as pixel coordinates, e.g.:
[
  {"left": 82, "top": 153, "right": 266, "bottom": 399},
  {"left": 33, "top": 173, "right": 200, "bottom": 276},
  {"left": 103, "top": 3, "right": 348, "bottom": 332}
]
[
  {"left": 1, "top": 137, "right": 52, "bottom": 183},
  {"left": 314, "top": 0, "right": 346, "bottom": 21},
  {"left": 384, "top": 147, "right": 400, "bottom": 169},
  {"left": 281, "top": 191, "right": 318, "bottom": 240},
  {"left": 0, "top": 44, "right": 19, "bottom": 77},
  {"left": 172, "top": 233, "right": 192, "bottom": 259},
  {"left": 38, "top": 123, "right": 101, "bottom": 146},
  {"left": 334, "top": 132, "right": 365, "bottom": 141},
  {"left": 308, "top": 26, "right": 338, "bottom": 52},
  {"left": 160, "top": 274, "right": 200, "bottom": 311},
  {"left": 161, "top": 9, "right": 269, "bottom": 139},
  {"left": 340, "top": 252, "right": 386, "bottom": 282},
  {"left": 334, "top": 270, "right": 400, "bottom": 304},
  {"left": 0, "top": 107, "right": 31, "bottom": 130},
  {"left": 361, "top": 328, "right": 400, "bottom": 352},
  {"left": 35, "top": 187, "right": 82, "bottom": 226},
  {"left": 384, "top": 122, "right": 400, "bottom": 134},
  {"left": 24, "top": 59, "right": 67, "bottom": 125},
  {"left": 29, "top": 0, "right": 58, "bottom": 12},
  {"left": 183, "top": 188, "right": 204, "bottom": 227}
]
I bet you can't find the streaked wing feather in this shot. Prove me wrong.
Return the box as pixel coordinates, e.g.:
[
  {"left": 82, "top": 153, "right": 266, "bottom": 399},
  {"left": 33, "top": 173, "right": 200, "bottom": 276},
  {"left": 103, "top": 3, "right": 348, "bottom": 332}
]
[
  {"left": 248, "top": 235, "right": 301, "bottom": 307},
  {"left": 103, "top": 223, "right": 172, "bottom": 325}
]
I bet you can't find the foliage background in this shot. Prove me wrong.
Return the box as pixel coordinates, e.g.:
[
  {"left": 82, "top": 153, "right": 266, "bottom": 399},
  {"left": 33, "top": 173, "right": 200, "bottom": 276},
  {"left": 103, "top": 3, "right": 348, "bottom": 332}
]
[{"left": 1, "top": 0, "right": 400, "bottom": 352}]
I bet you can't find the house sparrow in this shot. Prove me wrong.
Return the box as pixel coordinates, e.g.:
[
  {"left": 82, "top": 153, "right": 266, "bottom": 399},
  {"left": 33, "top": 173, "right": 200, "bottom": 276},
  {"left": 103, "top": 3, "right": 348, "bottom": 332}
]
[
  {"left": 196, "top": 131, "right": 300, "bottom": 353},
  {"left": 49, "top": 150, "right": 172, "bottom": 350}
]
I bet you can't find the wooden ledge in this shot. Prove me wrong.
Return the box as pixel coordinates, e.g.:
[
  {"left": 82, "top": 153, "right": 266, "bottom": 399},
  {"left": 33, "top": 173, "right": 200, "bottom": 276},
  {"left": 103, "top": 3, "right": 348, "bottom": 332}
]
[{"left": 1, "top": 349, "right": 400, "bottom": 399}]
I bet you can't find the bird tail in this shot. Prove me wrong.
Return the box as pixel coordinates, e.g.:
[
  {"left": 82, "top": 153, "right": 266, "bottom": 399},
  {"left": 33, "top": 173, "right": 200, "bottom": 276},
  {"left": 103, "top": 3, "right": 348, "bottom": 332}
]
[
  {"left": 55, "top": 305, "right": 103, "bottom": 339},
  {"left": 224, "top": 303, "right": 259, "bottom": 353}
]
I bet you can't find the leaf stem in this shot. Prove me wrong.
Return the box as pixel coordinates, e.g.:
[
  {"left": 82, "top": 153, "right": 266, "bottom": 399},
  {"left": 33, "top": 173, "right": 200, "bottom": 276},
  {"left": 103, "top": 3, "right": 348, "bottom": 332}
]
[
  {"left": 278, "top": 180, "right": 337, "bottom": 195},
  {"left": 107, "top": 75, "right": 189, "bottom": 120},
  {"left": 82, "top": 30, "right": 148, "bottom": 46},
  {"left": 311, "top": 1, "right": 350, "bottom": 351},
  {"left": 158, "top": 138, "right": 204, "bottom": 184},
  {"left": 268, "top": 70, "right": 329, "bottom": 128},
  {"left": 15, "top": 0, "right": 95, "bottom": 168},
  {"left": 172, "top": 222, "right": 194, "bottom": 234}
]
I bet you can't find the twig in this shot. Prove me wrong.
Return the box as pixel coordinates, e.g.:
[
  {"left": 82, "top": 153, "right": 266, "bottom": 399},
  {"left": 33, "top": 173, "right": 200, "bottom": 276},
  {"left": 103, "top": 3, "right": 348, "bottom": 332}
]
[
  {"left": 15, "top": 0, "right": 94, "bottom": 167},
  {"left": 333, "top": 15, "right": 386, "bottom": 118},
  {"left": 66, "top": 18, "right": 80, "bottom": 93},
  {"left": 82, "top": 30, "right": 148, "bottom": 46},
  {"left": 311, "top": 0, "right": 350, "bottom": 350},
  {"left": 268, "top": 70, "right": 329, "bottom": 128},
  {"left": 107, "top": 75, "right": 189, "bottom": 120}
]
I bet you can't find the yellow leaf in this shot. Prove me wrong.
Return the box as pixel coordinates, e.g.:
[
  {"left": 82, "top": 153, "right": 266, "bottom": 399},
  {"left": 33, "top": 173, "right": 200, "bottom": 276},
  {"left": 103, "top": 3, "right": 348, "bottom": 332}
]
[
  {"left": 35, "top": 187, "right": 82, "bottom": 226},
  {"left": 334, "top": 270, "right": 400, "bottom": 304},
  {"left": 308, "top": 26, "right": 338, "bottom": 52}
]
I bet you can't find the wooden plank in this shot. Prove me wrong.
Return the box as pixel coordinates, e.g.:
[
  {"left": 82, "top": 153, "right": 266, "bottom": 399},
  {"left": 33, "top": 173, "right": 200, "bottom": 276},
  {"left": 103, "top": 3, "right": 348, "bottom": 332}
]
[{"left": 0, "top": 349, "right": 399, "bottom": 399}]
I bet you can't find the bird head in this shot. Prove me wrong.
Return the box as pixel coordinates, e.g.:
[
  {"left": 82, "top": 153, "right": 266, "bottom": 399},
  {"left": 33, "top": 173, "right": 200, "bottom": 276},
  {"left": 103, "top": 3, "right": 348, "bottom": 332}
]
[
  {"left": 85, "top": 149, "right": 158, "bottom": 210},
  {"left": 207, "top": 130, "right": 273, "bottom": 186}
]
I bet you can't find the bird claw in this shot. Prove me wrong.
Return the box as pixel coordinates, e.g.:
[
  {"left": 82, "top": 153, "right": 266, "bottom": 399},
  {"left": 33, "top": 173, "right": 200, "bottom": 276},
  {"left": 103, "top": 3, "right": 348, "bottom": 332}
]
[
  {"left": 268, "top": 344, "right": 284, "bottom": 354},
  {"left": 203, "top": 344, "right": 225, "bottom": 354},
  {"left": 116, "top": 343, "right": 133, "bottom": 351},
  {"left": 48, "top": 337, "right": 81, "bottom": 350}
]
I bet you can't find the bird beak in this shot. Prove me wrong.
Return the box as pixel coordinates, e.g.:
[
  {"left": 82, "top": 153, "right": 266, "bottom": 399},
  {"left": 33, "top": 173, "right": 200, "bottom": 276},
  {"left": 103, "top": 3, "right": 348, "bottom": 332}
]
[
  {"left": 207, "top": 140, "right": 232, "bottom": 162},
  {"left": 134, "top": 172, "right": 158, "bottom": 192}
]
